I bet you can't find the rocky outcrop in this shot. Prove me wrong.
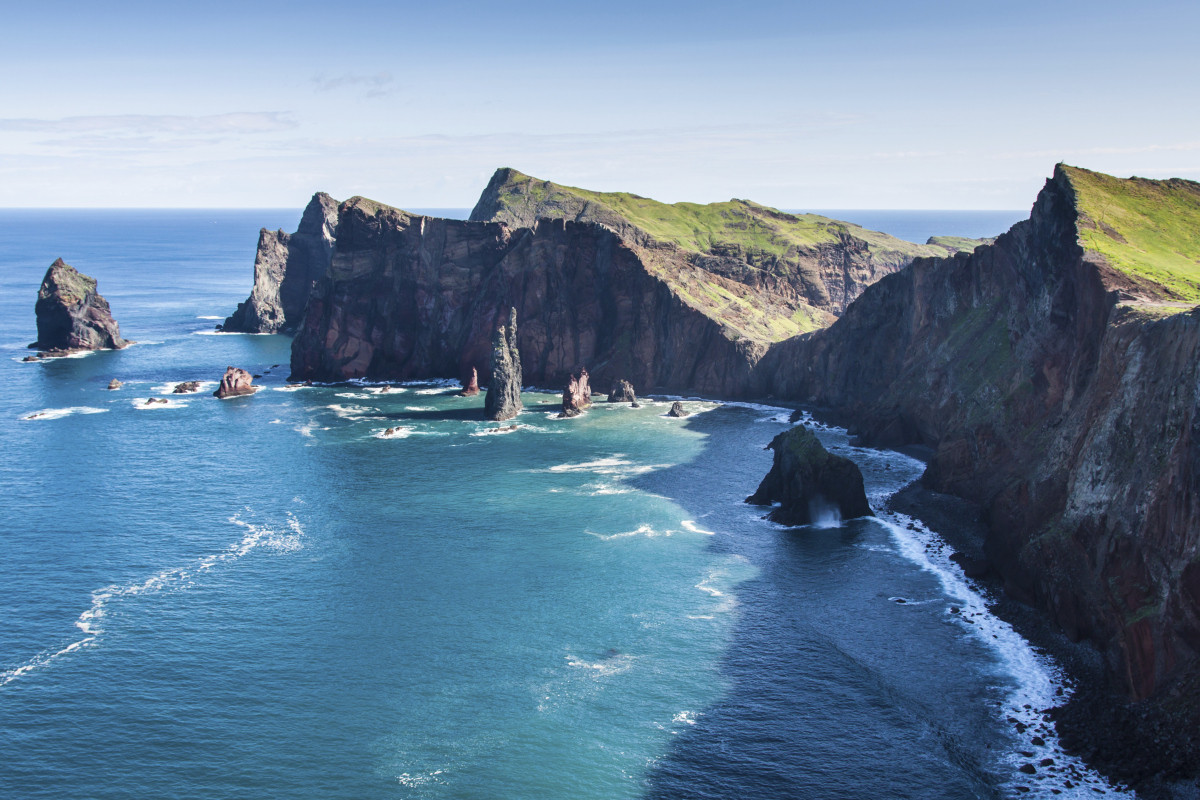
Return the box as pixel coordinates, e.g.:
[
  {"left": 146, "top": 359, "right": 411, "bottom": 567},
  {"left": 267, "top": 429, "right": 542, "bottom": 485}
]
[
  {"left": 31, "top": 259, "right": 129, "bottom": 354},
  {"left": 484, "top": 309, "right": 522, "bottom": 421},
  {"left": 288, "top": 198, "right": 763, "bottom": 395},
  {"left": 172, "top": 381, "right": 201, "bottom": 394},
  {"left": 107, "top": 379, "right": 122, "bottom": 390},
  {"left": 213, "top": 367, "right": 258, "bottom": 399},
  {"left": 757, "top": 165, "right": 1200, "bottom": 716},
  {"left": 458, "top": 367, "right": 480, "bottom": 397},
  {"left": 746, "top": 425, "right": 873, "bottom": 525},
  {"left": 608, "top": 379, "right": 636, "bottom": 403},
  {"left": 667, "top": 401, "right": 689, "bottom": 418},
  {"left": 222, "top": 193, "right": 339, "bottom": 333},
  {"left": 560, "top": 369, "right": 592, "bottom": 417}
]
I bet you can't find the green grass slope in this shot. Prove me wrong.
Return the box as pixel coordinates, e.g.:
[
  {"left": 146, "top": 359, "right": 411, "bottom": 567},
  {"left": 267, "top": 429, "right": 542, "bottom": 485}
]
[{"left": 1062, "top": 164, "right": 1200, "bottom": 303}]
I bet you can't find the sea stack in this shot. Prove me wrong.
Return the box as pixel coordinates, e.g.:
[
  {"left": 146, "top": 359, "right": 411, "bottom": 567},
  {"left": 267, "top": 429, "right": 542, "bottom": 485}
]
[
  {"left": 667, "top": 401, "right": 689, "bottom": 418},
  {"left": 483, "top": 308, "right": 522, "bottom": 421},
  {"left": 458, "top": 367, "right": 480, "bottom": 397},
  {"left": 213, "top": 367, "right": 258, "bottom": 399},
  {"left": 746, "top": 425, "right": 873, "bottom": 525},
  {"left": 607, "top": 379, "right": 636, "bottom": 404},
  {"left": 560, "top": 369, "right": 592, "bottom": 418},
  {"left": 31, "top": 259, "right": 130, "bottom": 355}
]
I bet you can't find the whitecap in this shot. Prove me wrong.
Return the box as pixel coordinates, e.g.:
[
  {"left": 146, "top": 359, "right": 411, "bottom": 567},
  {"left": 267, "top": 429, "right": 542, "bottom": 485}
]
[
  {"left": 414, "top": 387, "right": 449, "bottom": 395},
  {"left": 326, "top": 403, "right": 372, "bottom": 418},
  {"left": 681, "top": 520, "right": 716, "bottom": 535},
  {"left": 21, "top": 406, "right": 109, "bottom": 421},
  {"left": 0, "top": 510, "right": 303, "bottom": 690},
  {"left": 565, "top": 652, "right": 635, "bottom": 676},
  {"left": 195, "top": 315, "right": 224, "bottom": 320},
  {"left": 586, "top": 524, "right": 670, "bottom": 541},
  {"left": 673, "top": 710, "right": 700, "bottom": 726},
  {"left": 470, "top": 424, "right": 526, "bottom": 437},
  {"left": 404, "top": 405, "right": 436, "bottom": 412},
  {"left": 132, "top": 398, "right": 188, "bottom": 410}
]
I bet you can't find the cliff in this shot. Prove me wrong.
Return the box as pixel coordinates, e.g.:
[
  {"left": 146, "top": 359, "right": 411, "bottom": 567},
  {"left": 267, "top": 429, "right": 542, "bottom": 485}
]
[
  {"left": 31, "top": 259, "right": 129, "bottom": 353},
  {"left": 288, "top": 197, "right": 764, "bottom": 394},
  {"left": 757, "top": 165, "right": 1200, "bottom": 724},
  {"left": 222, "top": 192, "right": 338, "bottom": 333},
  {"left": 471, "top": 167, "right": 984, "bottom": 336}
]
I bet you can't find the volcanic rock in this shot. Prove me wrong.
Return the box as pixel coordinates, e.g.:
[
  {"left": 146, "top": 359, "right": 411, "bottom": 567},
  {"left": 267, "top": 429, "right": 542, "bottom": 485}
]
[
  {"left": 172, "top": 381, "right": 201, "bottom": 394},
  {"left": 746, "top": 425, "right": 873, "bottom": 525},
  {"left": 559, "top": 369, "right": 592, "bottom": 418},
  {"left": 31, "top": 259, "right": 130, "bottom": 353},
  {"left": 213, "top": 366, "right": 258, "bottom": 399},
  {"left": 222, "top": 192, "right": 339, "bottom": 333},
  {"left": 107, "top": 379, "right": 123, "bottom": 390},
  {"left": 667, "top": 401, "right": 689, "bottom": 418},
  {"left": 458, "top": 367, "right": 480, "bottom": 397},
  {"left": 483, "top": 308, "right": 522, "bottom": 421},
  {"left": 608, "top": 379, "right": 636, "bottom": 404}
]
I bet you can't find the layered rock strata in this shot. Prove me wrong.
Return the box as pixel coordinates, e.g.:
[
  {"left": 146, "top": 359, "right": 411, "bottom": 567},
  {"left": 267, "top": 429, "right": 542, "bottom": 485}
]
[
  {"left": 31, "top": 259, "right": 129, "bottom": 354},
  {"left": 222, "top": 193, "right": 338, "bottom": 333},
  {"left": 484, "top": 309, "right": 522, "bottom": 422},
  {"left": 746, "top": 425, "right": 873, "bottom": 525}
]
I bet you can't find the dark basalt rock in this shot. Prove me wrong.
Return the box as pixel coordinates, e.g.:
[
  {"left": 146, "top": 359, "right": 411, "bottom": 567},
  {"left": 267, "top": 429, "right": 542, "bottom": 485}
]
[
  {"left": 559, "top": 369, "right": 592, "bottom": 418},
  {"left": 746, "top": 425, "right": 873, "bottom": 526},
  {"left": 222, "top": 192, "right": 339, "bottom": 333},
  {"left": 172, "top": 381, "right": 202, "bottom": 394},
  {"left": 458, "top": 367, "right": 480, "bottom": 397},
  {"left": 667, "top": 401, "right": 689, "bottom": 418},
  {"left": 608, "top": 379, "right": 636, "bottom": 404},
  {"left": 31, "top": 259, "right": 130, "bottom": 353},
  {"left": 213, "top": 366, "right": 258, "bottom": 399},
  {"left": 483, "top": 309, "right": 522, "bottom": 421}
]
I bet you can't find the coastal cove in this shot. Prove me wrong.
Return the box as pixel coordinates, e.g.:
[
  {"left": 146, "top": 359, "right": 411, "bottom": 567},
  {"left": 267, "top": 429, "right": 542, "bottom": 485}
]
[{"left": 0, "top": 210, "right": 1126, "bottom": 798}]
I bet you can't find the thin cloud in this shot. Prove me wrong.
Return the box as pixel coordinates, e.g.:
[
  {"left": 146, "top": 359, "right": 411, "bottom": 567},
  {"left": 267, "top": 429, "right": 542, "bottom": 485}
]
[
  {"left": 311, "top": 72, "right": 397, "bottom": 98},
  {"left": 0, "top": 112, "right": 296, "bottom": 134}
]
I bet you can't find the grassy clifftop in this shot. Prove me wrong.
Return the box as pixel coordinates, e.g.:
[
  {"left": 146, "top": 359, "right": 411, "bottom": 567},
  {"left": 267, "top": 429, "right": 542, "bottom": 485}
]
[
  {"left": 1061, "top": 164, "right": 1200, "bottom": 303},
  {"left": 472, "top": 167, "right": 977, "bottom": 266}
]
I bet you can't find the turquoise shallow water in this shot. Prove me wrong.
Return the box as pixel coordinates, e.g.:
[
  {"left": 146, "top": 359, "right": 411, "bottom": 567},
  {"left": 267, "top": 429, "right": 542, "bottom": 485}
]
[{"left": 0, "top": 210, "right": 1123, "bottom": 799}]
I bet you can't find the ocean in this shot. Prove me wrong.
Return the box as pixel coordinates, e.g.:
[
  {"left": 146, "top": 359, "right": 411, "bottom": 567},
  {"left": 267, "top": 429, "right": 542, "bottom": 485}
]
[{"left": 0, "top": 208, "right": 1120, "bottom": 799}]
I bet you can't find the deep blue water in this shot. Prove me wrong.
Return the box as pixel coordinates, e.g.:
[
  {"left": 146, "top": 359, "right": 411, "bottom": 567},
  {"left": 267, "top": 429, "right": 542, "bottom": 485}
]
[{"left": 0, "top": 210, "right": 1120, "bottom": 799}]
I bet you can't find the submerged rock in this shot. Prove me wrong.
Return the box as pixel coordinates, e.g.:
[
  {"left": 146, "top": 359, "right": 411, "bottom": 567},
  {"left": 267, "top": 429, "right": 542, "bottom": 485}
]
[
  {"left": 746, "top": 425, "right": 873, "bottom": 526},
  {"left": 458, "top": 367, "right": 480, "bottom": 397},
  {"left": 172, "top": 381, "right": 201, "bottom": 394},
  {"left": 31, "top": 258, "right": 130, "bottom": 354},
  {"left": 483, "top": 308, "right": 522, "bottom": 421},
  {"left": 560, "top": 369, "right": 592, "bottom": 418},
  {"left": 107, "top": 379, "right": 123, "bottom": 390},
  {"left": 144, "top": 397, "right": 169, "bottom": 406},
  {"left": 667, "top": 401, "right": 689, "bottom": 418},
  {"left": 213, "top": 366, "right": 258, "bottom": 399}
]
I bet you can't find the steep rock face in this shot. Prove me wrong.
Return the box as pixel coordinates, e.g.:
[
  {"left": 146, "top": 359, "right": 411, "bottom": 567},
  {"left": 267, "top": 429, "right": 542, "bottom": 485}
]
[
  {"left": 758, "top": 165, "right": 1200, "bottom": 706},
  {"left": 32, "top": 259, "right": 129, "bottom": 352},
  {"left": 222, "top": 193, "right": 339, "bottom": 333},
  {"left": 289, "top": 198, "right": 762, "bottom": 395},
  {"left": 560, "top": 369, "right": 592, "bottom": 417},
  {"left": 484, "top": 308, "right": 522, "bottom": 421},
  {"left": 470, "top": 167, "right": 984, "bottom": 330},
  {"left": 746, "top": 425, "right": 873, "bottom": 525}
]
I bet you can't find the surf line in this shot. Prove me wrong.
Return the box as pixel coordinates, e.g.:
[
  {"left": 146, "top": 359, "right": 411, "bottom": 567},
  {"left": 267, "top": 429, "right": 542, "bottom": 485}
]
[{"left": 0, "top": 509, "right": 303, "bottom": 689}]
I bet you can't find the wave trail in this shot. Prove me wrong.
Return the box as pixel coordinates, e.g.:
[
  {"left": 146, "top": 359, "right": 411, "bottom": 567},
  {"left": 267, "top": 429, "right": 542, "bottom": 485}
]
[{"left": 0, "top": 509, "right": 303, "bottom": 690}]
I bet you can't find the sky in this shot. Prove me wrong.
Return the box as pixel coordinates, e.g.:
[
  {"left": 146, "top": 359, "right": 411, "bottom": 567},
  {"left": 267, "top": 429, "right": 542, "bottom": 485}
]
[{"left": 2, "top": 0, "right": 1198, "bottom": 209}]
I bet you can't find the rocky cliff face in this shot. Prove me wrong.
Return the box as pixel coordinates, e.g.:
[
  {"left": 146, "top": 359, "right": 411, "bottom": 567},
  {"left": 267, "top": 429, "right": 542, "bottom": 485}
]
[
  {"left": 288, "top": 197, "right": 762, "bottom": 395},
  {"left": 32, "top": 258, "right": 129, "bottom": 353},
  {"left": 758, "top": 165, "right": 1200, "bottom": 710},
  {"left": 222, "top": 193, "right": 338, "bottom": 333},
  {"left": 484, "top": 308, "right": 522, "bottom": 421},
  {"left": 471, "top": 167, "right": 983, "bottom": 329},
  {"left": 560, "top": 369, "right": 592, "bottom": 417}
]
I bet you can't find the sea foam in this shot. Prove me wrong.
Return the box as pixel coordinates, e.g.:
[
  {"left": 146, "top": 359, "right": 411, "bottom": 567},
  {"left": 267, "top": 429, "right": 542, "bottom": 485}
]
[{"left": 21, "top": 406, "right": 109, "bottom": 421}]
